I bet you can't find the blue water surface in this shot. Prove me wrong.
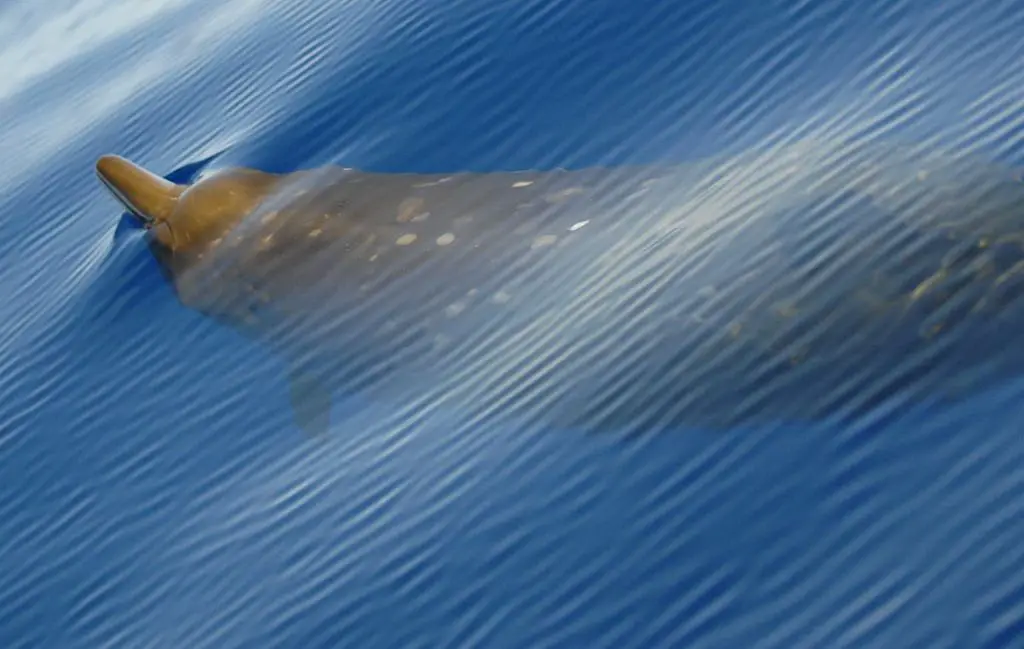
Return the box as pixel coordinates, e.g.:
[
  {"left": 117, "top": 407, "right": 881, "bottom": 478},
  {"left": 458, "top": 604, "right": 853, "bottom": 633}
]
[{"left": 2, "top": 0, "right": 1024, "bottom": 647}]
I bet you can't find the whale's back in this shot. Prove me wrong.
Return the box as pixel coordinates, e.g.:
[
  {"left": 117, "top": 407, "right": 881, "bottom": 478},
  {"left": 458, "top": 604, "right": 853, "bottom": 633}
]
[{"left": 156, "top": 142, "right": 1024, "bottom": 433}]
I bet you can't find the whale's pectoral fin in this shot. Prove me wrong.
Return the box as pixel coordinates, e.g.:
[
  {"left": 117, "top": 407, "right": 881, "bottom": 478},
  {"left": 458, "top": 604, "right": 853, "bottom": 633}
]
[{"left": 288, "top": 365, "right": 333, "bottom": 438}]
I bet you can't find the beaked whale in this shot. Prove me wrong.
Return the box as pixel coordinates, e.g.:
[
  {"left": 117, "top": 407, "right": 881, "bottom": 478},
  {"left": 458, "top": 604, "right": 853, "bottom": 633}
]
[{"left": 96, "top": 141, "right": 1024, "bottom": 436}]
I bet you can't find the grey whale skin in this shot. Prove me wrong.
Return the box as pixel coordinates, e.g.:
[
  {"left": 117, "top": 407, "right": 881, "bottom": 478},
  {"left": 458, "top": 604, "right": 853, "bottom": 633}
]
[{"left": 96, "top": 139, "right": 1024, "bottom": 435}]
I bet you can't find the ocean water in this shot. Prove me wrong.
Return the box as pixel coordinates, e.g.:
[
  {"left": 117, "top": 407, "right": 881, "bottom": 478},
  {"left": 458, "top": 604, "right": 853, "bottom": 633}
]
[{"left": 2, "top": 0, "right": 1024, "bottom": 647}]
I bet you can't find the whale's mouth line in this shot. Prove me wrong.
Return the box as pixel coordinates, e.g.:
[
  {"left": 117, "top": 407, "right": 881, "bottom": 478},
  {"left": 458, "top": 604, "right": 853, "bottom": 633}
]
[{"left": 96, "top": 170, "right": 156, "bottom": 227}]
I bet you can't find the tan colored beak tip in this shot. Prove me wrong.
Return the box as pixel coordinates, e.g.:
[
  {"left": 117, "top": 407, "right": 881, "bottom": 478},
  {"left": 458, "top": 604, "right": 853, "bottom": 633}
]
[
  {"left": 94, "top": 154, "right": 183, "bottom": 228},
  {"left": 95, "top": 154, "right": 129, "bottom": 184},
  {"left": 95, "top": 153, "right": 117, "bottom": 169}
]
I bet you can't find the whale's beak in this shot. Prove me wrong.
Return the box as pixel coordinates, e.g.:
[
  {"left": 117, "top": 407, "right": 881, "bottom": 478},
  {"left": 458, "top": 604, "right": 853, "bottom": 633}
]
[{"left": 96, "top": 155, "right": 183, "bottom": 226}]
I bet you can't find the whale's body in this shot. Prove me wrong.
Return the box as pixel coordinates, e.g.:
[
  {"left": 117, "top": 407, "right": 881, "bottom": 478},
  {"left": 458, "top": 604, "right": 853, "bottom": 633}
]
[{"left": 97, "top": 140, "right": 1024, "bottom": 435}]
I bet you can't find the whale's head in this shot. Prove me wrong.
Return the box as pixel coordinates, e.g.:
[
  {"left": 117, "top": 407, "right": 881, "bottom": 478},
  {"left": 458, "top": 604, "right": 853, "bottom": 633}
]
[{"left": 96, "top": 154, "right": 283, "bottom": 258}]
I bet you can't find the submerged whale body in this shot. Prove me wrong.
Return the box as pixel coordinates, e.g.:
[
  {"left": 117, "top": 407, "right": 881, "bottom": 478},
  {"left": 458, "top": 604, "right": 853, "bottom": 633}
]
[{"left": 96, "top": 140, "right": 1024, "bottom": 435}]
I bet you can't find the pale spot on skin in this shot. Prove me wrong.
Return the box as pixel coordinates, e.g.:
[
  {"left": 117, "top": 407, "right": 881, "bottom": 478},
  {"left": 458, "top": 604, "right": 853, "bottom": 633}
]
[
  {"left": 413, "top": 177, "right": 453, "bottom": 188},
  {"left": 512, "top": 181, "right": 534, "bottom": 188},
  {"left": 258, "top": 234, "right": 274, "bottom": 250},
  {"left": 995, "top": 260, "right": 1024, "bottom": 286},
  {"left": 921, "top": 322, "right": 944, "bottom": 339},
  {"left": 349, "top": 233, "right": 378, "bottom": 259},
  {"left": 411, "top": 212, "right": 430, "bottom": 223},
  {"left": 569, "top": 220, "right": 590, "bottom": 231},
  {"left": 308, "top": 228, "right": 322, "bottom": 238},
  {"left": 911, "top": 270, "right": 946, "bottom": 300},
  {"left": 774, "top": 301, "right": 798, "bottom": 318},
  {"left": 260, "top": 211, "right": 279, "bottom": 225},
  {"left": 436, "top": 233, "right": 455, "bottom": 246},
  {"left": 917, "top": 170, "right": 928, "bottom": 182},
  {"left": 445, "top": 302, "right": 466, "bottom": 318},
  {"left": 491, "top": 291, "right": 511, "bottom": 304},
  {"left": 513, "top": 222, "right": 535, "bottom": 237},
  {"left": 369, "top": 254, "right": 379, "bottom": 262},
  {"left": 531, "top": 235, "right": 558, "bottom": 249},
  {"left": 545, "top": 187, "right": 584, "bottom": 203},
  {"left": 397, "top": 197, "right": 426, "bottom": 223},
  {"left": 396, "top": 233, "right": 418, "bottom": 246}
]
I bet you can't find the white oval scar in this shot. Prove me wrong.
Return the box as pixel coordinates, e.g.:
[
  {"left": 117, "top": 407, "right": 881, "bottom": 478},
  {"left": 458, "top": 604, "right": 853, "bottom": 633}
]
[
  {"left": 512, "top": 181, "right": 534, "bottom": 188},
  {"left": 491, "top": 291, "right": 511, "bottom": 304},
  {"left": 308, "top": 228, "right": 323, "bottom": 238},
  {"left": 436, "top": 233, "right": 455, "bottom": 246},
  {"left": 531, "top": 235, "right": 558, "bottom": 248},
  {"left": 396, "top": 233, "right": 418, "bottom": 246},
  {"left": 569, "top": 220, "right": 590, "bottom": 231},
  {"left": 445, "top": 302, "right": 466, "bottom": 317}
]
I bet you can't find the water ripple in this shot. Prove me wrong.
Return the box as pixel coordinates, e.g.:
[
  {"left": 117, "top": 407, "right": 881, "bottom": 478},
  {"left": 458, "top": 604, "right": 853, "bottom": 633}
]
[{"left": 3, "top": 0, "right": 1024, "bottom": 647}]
